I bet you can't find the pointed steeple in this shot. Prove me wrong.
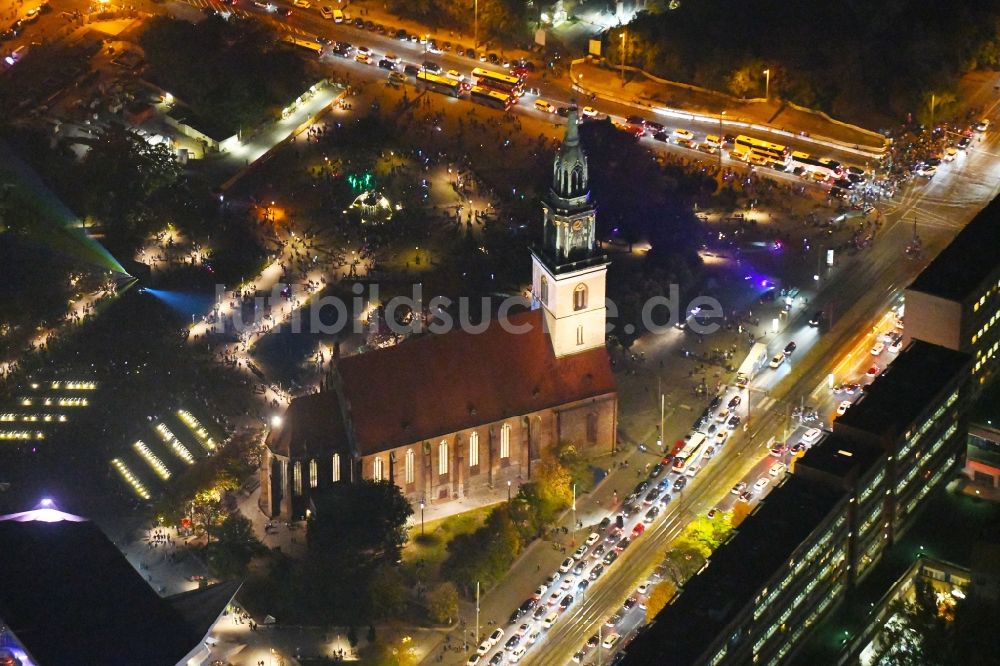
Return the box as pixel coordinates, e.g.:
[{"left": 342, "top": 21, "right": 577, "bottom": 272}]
[{"left": 552, "top": 107, "right": 588, "bottom": 200}]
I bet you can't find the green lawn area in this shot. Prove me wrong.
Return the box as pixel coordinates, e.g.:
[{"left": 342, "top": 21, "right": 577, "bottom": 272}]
[{"left": 402, "top": 505, "right": 494, "bottom": 581}]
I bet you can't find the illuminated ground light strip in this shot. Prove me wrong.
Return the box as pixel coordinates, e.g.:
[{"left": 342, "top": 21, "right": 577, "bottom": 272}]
[
  {"left": 133, "top": 440, "right": 171, "bottom": 481},
  {"left": 111, "top": 458, "right": 151, "bottom": 500},
  {"left": 177, "top": 410, "right": 216, "bottom": 452},
  {"left": 57, "top": 397, "right": 89, "bottom": 407},
  {"left": 0, "top": 430, "right": 45, "bottom": 440},
  {"left": 155, "top": 423, "right": 195, "bottom": 465},
  {"left": 60, "top": 381, "right": 97, "bottom": 390},
  {"left": 0, "top": 413, "right": 67, "bottom": 423}
]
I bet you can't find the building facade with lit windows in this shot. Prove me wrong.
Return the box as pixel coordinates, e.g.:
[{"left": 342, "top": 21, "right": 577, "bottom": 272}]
[
  {"left": 260, "top": 110, "right": 618, "bottom": 521},
  {"left": 905, "top": 195, "right": 1000, "bottom": 392},
  {"left": 622, "top": 340, "right": 970, "bottom": 666}
]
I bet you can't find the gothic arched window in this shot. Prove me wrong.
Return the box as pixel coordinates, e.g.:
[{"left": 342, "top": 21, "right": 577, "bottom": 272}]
[
  {"left": 373, "top": 456, "right": 384, "bottom": 481},
  {"left": 405, "top": 449, "right": 415, "bottom": 484},
  {"left": 572, "top": 164, "right": 584, "bottom": 192},
  {"left": 439, "top": 440, "right": 449, "bottom": 476},
  {"left": 540, "top": 276, "right": 548, "bottom": 304},
  {"left": 500, "top": 423, "right": 511, "bottom": 459},
  {"left": 332, "top": 453, "right": 341, "bottom": 483}
]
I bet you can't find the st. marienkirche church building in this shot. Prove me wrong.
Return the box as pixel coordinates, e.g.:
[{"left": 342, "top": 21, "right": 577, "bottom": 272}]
[{"left": 260, "top": 109, "right": 618, "bottom": 520}]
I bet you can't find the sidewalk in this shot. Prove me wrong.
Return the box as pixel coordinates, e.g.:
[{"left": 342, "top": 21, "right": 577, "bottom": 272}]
[{"left": 571, "top": 59, "right": 888, "bottom": 154}]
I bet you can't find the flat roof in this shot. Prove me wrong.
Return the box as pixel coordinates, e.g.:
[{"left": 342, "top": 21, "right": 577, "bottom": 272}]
[
  {"left": 834, "top": 340, "right": 968, "bottom": 440},
  {"left": 796, "top": 432, "right": 884, "bottom": 483},
  {"left": 908, "top": 195, "right": 1000, "bottom": 301},
  {"left": 621, "top": 476, "right": 845, "bottom": 665}
]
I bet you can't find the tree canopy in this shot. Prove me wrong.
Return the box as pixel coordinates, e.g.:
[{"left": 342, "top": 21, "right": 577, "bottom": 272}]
[
  {"left": 617, "top": 0, "right": 1000, "bottom": 124},
  {"left": 139, "top": 16, "right": 313, "bottom": 134}
]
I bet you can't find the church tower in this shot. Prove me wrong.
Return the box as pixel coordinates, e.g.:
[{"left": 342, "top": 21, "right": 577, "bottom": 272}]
[{"left": 531, "top": 107, "right": 609, "bottom": 358}]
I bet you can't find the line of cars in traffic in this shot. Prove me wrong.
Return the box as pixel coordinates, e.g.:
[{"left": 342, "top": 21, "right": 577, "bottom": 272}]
[{"left": 468, "top": 383, "right": 758, "bottom": 665}]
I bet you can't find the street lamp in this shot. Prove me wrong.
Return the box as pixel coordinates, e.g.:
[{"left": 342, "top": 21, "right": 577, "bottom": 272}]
[
  {"left": 619, "top": 29, "right": 627, "bottom": 84},
  {"left": 507, "top": 480, "right": 512, "bottom": 502},
  {"left": 718, "top": 110, "right": 726, "bottom": 166},
  {"left": 763, "top": 69, "right": 770, "bottom": 100},
  {"left": 419, "top": 500, "right": 425, "bottom": 535},
  {"left": 474, "top": 0, "right": 478, "bottom": 55}
]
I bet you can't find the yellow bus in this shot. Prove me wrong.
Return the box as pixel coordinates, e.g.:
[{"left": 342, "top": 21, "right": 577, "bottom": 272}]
[
  {"left": 734, "top": 134, "right": 790, "bottom": 166},
  {"left": 281, "top": 35, "right": 323, "bottom": 56},
  {"left": 470, "top": 85, "right": 512, "bottom": 110},
  {"left": 471, "top": 67, "right": 524, "bottom": 97},
  {"left": 417, "top": 70, "right": 463, "bottom": 97}
]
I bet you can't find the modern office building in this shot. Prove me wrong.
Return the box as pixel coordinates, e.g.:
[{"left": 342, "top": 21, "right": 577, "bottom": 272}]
[
  {"left": 623, "top": 341, "right": 970, "bottom": 665},
  {"left": 905, "top": 196, "right": 1000, "bottom": 390},
  {"left": 622, "top": 476, "right": 848, "bottom": 665},
  {"left": 963, "top": 377, "right": 1000, "bottom": 494}
]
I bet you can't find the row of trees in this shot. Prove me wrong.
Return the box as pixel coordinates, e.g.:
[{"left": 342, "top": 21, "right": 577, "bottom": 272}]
[
  {"left": 616, "top": 0, "right": 1000, "bottom": 124},
  {"left": 384, "top": 0, "right": 531, "bottom": 45},
  {"left": 441, "top": 443, "right": 579, "bottom": 594}
]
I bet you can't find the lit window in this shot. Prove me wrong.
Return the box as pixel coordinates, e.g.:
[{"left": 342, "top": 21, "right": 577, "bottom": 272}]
[
  {"left": 573, "top": 283, "right": 588, "bottom": 310},
  {"left": 577, "top": 325, "right": 584, "bottom": 345},
  {"left": 469, "top": 431, "right": 479, "bottom": 467},
  {"left": 373, "top": 456, "right": 384, "bottom": 481},
  {"left": 293, "top": 461, "right": 302, "bottom": 495},
  {"left": 309, "top": 459, "right": 318, "bottom": 488},
  {"left": 439, "top": 440, "right": 449, "bottom": 475},
  {"left": 540, "top": 276, "right": 548, "bottom": 305},
  {"left": 332, "top": 453, "right": 341, "bottom": 483},
  {"left": 405, "top": 448, "right": 415, "bottom": 484},
  {"left": 500, "top": 423, "right": 511, "bottom": 459}
]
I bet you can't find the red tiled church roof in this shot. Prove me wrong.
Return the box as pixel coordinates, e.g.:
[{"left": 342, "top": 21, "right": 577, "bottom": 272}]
[{"left": 268, "top": 309, "right": 616, "bottom": 458}]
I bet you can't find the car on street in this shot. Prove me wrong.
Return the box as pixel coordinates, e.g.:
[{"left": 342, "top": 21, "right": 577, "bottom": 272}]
[
  {"left": 591, "top": 543, "right": 606, "bottom": 560},
  {"left": 809, "top": 311, "right": 825, "bottom": 327},
  {"left": 378, "top": 59, "right": 396, "bottom": 70},
  {"left": 585, "top": 532, "right": 600, "bottom": 546},
  {"left": 355, "top": 52, "right": 371, "bottom": 64},
  {"left": 467, "top": 654, "right": 481, "bottom": 665},
  {"left": 871, "top": 341, "right": 885, "bottom": 355},
  {"left": 673, "top": 128, "right": 694, "bottom": 141},
  {"left": 769, "top": 444, "right": 785, "bottom": 457},
  {"left": 509, "top": 646, "right": 527, "bottom": 663},
  {"left": 605, "top": 612, "right": 623, "bottom": 627},
  {"left": 581, "top": 106, "right": 598, "bottom": 118},
  {"left": 534, "top": 100, "right": 555, "bottom": 113},
  {"left": 644, "top": 488, "right": 661, "bottom": 505},
  {"left": 727, "top": 415, "right": 741, "bottom": 430},
  {"left": 802, "top": 427, "right": 823, "bottom": 445},
  {"left": 753, "top": 477, "right": 770, "bottom": 492},
  {"left": 547, "top": 591, "right": 562, "bottom": 607},
  {"left": 769, "top": 353, "right": 785, "bottom": 368},
  {"left": 319, "top": 5, "right": 334, "bottom": 18},
  {"left": 731, "top": 481, "right": 747, "bottom": 495},
  {"left": 526, "top": 628, "right": 541, "bottom": 646},
  {"left": 616, "top": 537, "right": 631, "bottom": 552},
  {"left": 532, "top": 606, "right": 547, "bottom": 620},
  {"left": 715, "top": 430, "right": 728, "bottom": 445},
  {"left": 387, "top": 71, "right": 407, "bottom": 85},
  {"left": 560, "top": 594, "right": 574, "bottom": 609},
  {"left": 769, "top": 462, "right": 787, "bottom": 476},
  {"left": 573, "top": 544, "right": 589, "bottom": 560},
  {"left": 558, "top": 557, "right": 574, "bottom": 573},
  {"left": 958, "top": 136, "right": 972, "bottom": 150},
  {"left": 728, "top": 395, "right": 742, "bottom": 409},
  {"left": 603, "top": 550, "right": 618, "bottom": 566},
  {"left": 976, "top": 119, "right": 990, "bottom": 132},
  {"left": 422, "top": 60, "right": 441, "bottom": 72},
  {"left": 738, "top": 490, "right": 755, "bottom": 503},
  {"left": 790, "top": 442, "right": 807, "bottom": 455},
  {"left": 784, "top": 341, "right": 797, "bottom": 356},
  {"left": 577, "top": 578, "right": 590, "bottom": 593},
  {"left": 673, "top": 476, "right": 688, "bottom": 492},
  {"left": 837, "top": 400, "right": 852, "bottom": 416},
  {"left": 644, "top": 506, "right": 659, "bottom": 523},
  {"left": 867, "top": 364, "right": 881, "bottom": 377},
  {"left": 543, "top": 612, "right": 559, "bottom": 629},
  {"left": 572, "top": 560, "right": 587, "bottom": 576},
  {"left": 504, "top": 634, "right": 521, "bottom": 651},
  {"left": 603, "top": 633, "right": 621, "bottom": 649},
  {"left": 589, "top": 563, "right": 605, "bottom": 580}
]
